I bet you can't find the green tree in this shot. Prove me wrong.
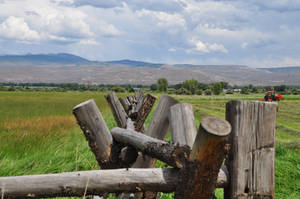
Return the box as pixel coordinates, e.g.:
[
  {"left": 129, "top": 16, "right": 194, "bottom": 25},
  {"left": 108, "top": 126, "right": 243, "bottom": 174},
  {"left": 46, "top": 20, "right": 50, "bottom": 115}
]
[
  {"left": 195, "top": 89, "right": 202, "bottom": 95},
  {"left": 150, "top": 84, "right": 158, "bottom": 91},
  {"left": 182, "top": 79, "right": 199, "bottom": 94},
  {"left": 251, "top": 87, "right": 258, "bottom": 93},
  {"left": 241, "top": 87, "right": 249, "bottom": 94},
  {"left": 198, "top": 83, "right": 209, "bottom": 90},
  {"left": 204, "top": 89, "right": 212, "bottom": 95},
  {"left": 157, "top": 78, "right": 168, "bottom": 92},
  {"left": 212, "top": 82, "right": 222, "bottom": 95},
  {"left": 219, "top": 82, "right": 229, "bottom": 89}
]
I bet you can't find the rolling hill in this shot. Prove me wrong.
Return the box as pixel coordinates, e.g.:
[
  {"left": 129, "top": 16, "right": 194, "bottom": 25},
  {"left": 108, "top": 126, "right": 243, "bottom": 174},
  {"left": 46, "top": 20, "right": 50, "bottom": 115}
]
[{"left": 0, "top": 53, "right": 299, "bottom": 85}]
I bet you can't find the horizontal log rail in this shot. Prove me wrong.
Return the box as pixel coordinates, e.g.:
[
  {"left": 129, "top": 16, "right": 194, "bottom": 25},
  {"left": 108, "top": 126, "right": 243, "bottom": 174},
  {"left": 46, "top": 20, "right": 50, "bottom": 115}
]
[
  {"left": 0, "top": 167, "right": 229, "bottom": 199},
  {"left": 111, "top": 127, "right": 190, "bottom": 168}
]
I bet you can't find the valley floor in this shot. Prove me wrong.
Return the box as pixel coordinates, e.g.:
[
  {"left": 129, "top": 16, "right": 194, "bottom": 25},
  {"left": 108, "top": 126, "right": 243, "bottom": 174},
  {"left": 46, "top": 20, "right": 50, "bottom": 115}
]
[{"left": 0, "top": 92, "right": 299, "bottom": 199}]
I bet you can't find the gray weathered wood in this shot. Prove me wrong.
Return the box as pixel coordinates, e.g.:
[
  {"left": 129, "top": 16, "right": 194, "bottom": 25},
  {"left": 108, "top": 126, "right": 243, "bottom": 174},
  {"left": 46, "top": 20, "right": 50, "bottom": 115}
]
[
  {"left": 111, "top": 127, "right": 189, "bottom": 168},
  {"left": 176, "top": 115, "right": 231, "bottom": 199},
  {"left": 135, "top": 91, "right": 144, "bottom": 111},
  {"left": 129, "top": 95, "right": 178, "bottom": 199},
  {"left": 73, "top": 99, "right": 112, "bottom": 168},
  {"left": 224, "top": 100, "right": 277, "bottom": 199},
  {"left": 133, "top": 95, "right": 179, "bottom": 168},
  {"left": 106, "top": 92, "right": 127, "bottom": 128},
  {"left": 119, "top": 97, "right": 130, "bottom": 113},
  {"left": 169, "top": 103, "right": 197, "bottom": 148},
  {"left": 0, "top": 169, "right": 178, "bottom": 198}
]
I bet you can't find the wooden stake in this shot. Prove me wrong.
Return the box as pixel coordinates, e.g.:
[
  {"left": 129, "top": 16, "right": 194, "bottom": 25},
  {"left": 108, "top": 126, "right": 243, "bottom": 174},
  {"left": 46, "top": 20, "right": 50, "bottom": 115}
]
[
  {"left": 135, "top": 94, "right": 156, "bottom": 131},
  {"left": 133, "top": 95, "right": 179, "bottom": 168},
  {"left": 224, "top": 100, "right": 277, "bottom": 199},
  {"left": 73, "top": 99, "right": 112, "bottom": 168},
  {"left": 106, "top": 92, "right": 127, "bottom": 128},
  {"left": 176, "top": 115, "right": 231, "bottom": 199},
  {"left": 169, "top": 103, "right": 197, "bottom": 148}
]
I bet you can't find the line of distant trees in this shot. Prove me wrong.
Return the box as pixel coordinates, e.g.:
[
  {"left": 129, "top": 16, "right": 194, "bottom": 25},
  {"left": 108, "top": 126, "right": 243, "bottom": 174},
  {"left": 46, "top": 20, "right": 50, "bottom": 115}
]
[{"left": 1, "top": 80, "right": 300, "bottom": 95}]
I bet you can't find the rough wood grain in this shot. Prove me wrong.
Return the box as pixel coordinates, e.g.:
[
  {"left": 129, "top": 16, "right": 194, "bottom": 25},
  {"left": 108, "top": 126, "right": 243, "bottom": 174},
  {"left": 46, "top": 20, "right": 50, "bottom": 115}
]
[
  {"left": 135, "top": 91, "right": 144, "bottom": 111},
  {"left": 111, "top": 127, "right": 190, "bottom": 168},
  {"left": 169, "top": 103, "right": 197, "bottom": 148},
  {"left": 73, "top": 99, "right": 112, "bottom": 168},
  {"left": 176, "top": 115, "right": 231, "bottom": 199},
  {"left": 130, "top": 95, "right": 179, "bottom": 199},
  {"left": 133, "top": 95, "right": 179, "bottom": 168},
  {"left": 224, "top": 100, "right": 277, "bottom": 199},
  {"left": 0, "top": 169, "right": 178, "bottom": 198},
  {"left": 106, "top": 92, "right": 127, "bottom": 128},
  {"left": 120, "top": 97, "right": 130, "bottom": 113}
]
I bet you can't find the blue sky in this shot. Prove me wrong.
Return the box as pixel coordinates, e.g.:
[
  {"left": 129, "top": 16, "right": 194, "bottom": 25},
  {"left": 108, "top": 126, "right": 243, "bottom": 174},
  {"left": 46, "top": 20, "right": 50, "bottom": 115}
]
[{"left": 0, "top": 0, "right": 299, "bottom": 67}]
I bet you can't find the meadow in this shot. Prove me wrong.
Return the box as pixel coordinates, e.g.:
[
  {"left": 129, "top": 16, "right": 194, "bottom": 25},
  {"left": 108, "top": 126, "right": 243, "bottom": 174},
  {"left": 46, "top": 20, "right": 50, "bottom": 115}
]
[{"left": 0, "top": 91, "right": 299, "bottom": 199}]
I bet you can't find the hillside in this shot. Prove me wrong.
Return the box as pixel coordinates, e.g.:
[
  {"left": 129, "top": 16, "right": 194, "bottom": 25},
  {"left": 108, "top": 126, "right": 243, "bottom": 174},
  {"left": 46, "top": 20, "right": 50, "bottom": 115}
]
[{"left": 0, "top": 53, "right": 299, "bottom": 85}]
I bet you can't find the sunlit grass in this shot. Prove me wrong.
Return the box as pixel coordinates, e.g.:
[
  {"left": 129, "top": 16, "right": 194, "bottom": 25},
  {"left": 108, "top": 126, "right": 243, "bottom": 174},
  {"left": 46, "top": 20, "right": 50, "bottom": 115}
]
[{"left": 0, "top": 91, "right": 299, "bottom": 198}]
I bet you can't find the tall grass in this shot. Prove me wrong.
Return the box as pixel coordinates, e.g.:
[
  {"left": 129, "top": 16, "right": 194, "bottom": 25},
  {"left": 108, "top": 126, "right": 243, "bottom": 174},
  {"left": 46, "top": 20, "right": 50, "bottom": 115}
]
[{"left": 0, "top": 91, "right": 299, "bottom": 198}]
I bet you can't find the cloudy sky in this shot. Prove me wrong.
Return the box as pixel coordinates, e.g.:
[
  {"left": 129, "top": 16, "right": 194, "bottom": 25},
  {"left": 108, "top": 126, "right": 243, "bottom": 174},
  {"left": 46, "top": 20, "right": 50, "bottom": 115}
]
[{"left": 0, "top": 0, "right": 299, "bottom": 67}]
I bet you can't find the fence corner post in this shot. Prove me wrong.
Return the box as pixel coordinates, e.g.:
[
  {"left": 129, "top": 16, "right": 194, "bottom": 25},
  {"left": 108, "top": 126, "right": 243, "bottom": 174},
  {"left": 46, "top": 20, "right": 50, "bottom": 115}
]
[{"left": 225, "top": 100, "right": 277, "bottom": 199}]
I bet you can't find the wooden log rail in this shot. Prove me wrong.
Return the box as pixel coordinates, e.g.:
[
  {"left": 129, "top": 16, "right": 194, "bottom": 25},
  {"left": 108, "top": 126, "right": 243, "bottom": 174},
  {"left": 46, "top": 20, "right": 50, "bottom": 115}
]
[
  {"left": 0, "top": 168, "right": 229, "bottom": 199},
  {"left": 111, "top": 127, "right": 190, "bottom": 168},
  {"left": 0, "top": 169, "right": 177, "bottom": 198}
]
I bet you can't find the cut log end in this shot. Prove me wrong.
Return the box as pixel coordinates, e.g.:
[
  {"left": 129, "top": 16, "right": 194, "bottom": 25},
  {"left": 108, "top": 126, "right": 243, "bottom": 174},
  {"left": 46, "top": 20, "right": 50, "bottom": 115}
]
[
  {"left": 72, "top": 99, "right": 94, "bottom": 112},
  {"left": 200, "top": 115, "right": 231, "bottom": 137}
]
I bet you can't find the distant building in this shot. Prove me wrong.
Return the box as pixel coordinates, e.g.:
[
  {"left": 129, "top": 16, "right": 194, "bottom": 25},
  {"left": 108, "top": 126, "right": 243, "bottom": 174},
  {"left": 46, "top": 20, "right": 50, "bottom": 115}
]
[{"left": 233, "top": 89, "right": 241, "bottom": 92}]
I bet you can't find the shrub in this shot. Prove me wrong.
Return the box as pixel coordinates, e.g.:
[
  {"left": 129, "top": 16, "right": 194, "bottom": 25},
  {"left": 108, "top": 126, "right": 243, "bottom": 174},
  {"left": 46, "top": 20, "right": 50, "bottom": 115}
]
[
  {"left": 195, "top": 89, "right": 202, "bottom": 95},
  {"left": 204, "top": 89, "right": 212, "bottom": 95}
]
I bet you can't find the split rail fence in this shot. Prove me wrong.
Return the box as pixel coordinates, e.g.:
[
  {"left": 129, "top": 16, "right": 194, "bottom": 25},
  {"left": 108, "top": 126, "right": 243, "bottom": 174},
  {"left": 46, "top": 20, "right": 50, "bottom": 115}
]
[{"left": 0, "top": 92, "right": 277, "bottom": 199}]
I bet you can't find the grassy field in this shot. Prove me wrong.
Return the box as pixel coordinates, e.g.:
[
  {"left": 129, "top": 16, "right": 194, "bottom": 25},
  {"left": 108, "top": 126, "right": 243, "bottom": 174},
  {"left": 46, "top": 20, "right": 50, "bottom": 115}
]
[{"left": 0, "top": 91, "right": 299, "bottom": 199}]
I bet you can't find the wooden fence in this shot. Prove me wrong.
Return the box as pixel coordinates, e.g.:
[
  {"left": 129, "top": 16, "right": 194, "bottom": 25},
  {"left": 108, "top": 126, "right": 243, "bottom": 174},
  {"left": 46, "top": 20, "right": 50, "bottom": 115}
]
[{"left": 0, "top": 92, "right": 277, "bottom": 199}]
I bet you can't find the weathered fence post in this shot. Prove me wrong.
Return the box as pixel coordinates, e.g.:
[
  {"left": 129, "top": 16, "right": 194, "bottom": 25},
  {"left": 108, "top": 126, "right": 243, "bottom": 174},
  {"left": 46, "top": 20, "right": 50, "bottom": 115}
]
[
  {"left": 73, "top": 99, "right": 113, "bottom": 168},
  {"left": 130, "top": 95, "right": 179, "bottom": 199},
  {"left": 176, "top": 115, "right": 231, "bottom": 199},
  {"left": 225, "top": 101, "right": 277, "bottom": 199},
  {"left": 133, "top": 94, "right": 179, "bottom": 168},
  {"left": 106, "top": 92, "right": 127, "bottom": 128},
  {"left": 169, "top": 103, "right": 197, "bottom": 147}
]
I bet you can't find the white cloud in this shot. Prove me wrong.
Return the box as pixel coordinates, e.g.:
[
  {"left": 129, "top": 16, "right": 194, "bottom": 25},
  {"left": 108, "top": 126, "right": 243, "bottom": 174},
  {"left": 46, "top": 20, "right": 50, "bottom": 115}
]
[
  {"left": 137, "top": 9, "right": 186, "bottom": 27},
  {"left": 78, "top": 39, "right": 100, "bottom": 45},
  {"left": 209, "top": 43, "right": 228, "bottom": 53},
  {"left": 188, "top": 39, "right": 228, "bottom": 54},
  {"left": 0, "top": 16, "right": 40, "bottom": 42},
  {"left": 0, "top": 0, "right": 300, "bottom": 67}
]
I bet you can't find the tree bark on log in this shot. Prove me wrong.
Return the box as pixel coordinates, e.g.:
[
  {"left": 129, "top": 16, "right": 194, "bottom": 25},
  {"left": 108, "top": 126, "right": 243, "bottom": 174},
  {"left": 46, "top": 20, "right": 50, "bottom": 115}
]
[
  {"left": 106, "top": 92, "right": 128, "bottom": 128},
  {"left": 169, "top": 103, "right": 197, "bottom": 148},
  {"left": 73, "top": 99, "right": 113, "bottom": 168},
  {"left": 111, "top": 127, "right": 190, "bottom": 168},
  {"left": 133, "top": 95, "right": 179, "bottom": 168},
  {"left": 129, "top": 95, "right": 178, "bottom": 199},
  {"left": 0, "top": 169, "right": 178, "bottom": 199},
  {"left": 135, "top": 94, "right": 156, "bottom": 132},
  {"left": 175, "top": 115, "right": 231, "bottom": 199},
  {"left": 224, "top": 101, "right": 277, "bottom": 199}
]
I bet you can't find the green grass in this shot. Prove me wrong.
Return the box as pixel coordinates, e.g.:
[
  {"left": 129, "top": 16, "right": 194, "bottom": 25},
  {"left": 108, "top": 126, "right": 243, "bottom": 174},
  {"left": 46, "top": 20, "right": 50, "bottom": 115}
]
[{"left": 0, "top": 91, "right": 299, "bottom": 198}]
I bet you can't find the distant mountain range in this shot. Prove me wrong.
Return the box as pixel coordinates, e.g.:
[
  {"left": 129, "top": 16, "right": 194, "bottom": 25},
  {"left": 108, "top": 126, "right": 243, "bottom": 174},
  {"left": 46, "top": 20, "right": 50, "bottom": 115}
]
[
  {"left": 0, "top": 53, "right": 300, "bottom": 85},
  {"left": 0, "top": 53, "right": 91, "bottom": 65}
]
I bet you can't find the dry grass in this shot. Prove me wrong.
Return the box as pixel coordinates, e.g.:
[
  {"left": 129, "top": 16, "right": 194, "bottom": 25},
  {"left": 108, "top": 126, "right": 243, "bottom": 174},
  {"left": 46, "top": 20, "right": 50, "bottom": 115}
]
[{"left": 1, "top": 115, "right": 76, "bottom": 144}]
